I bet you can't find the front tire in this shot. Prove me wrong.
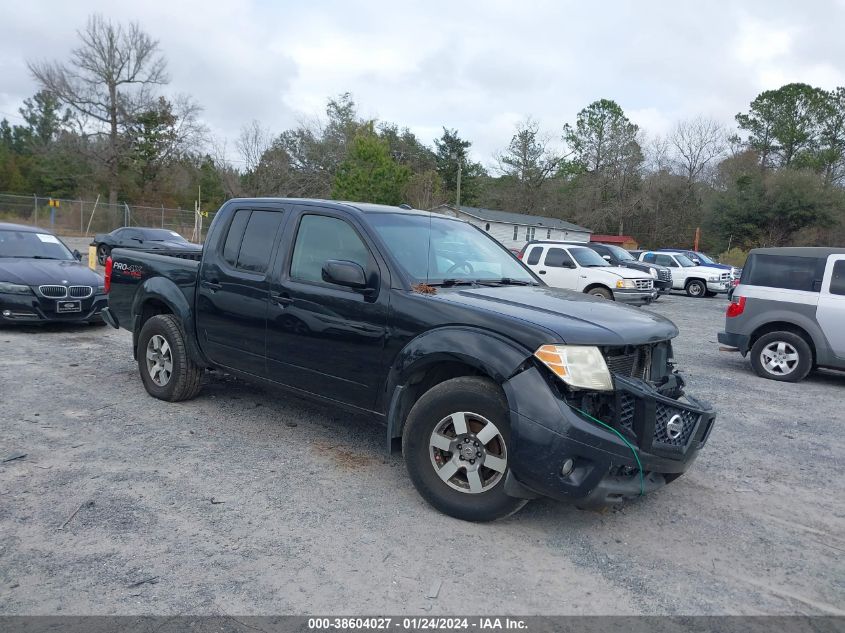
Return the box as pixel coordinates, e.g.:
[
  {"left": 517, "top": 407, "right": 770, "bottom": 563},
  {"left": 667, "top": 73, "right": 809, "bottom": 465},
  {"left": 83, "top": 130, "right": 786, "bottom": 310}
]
[
  {"left": 749, "top": 331, "right": 812, "bottom": 382},
  {"left": 137, "top": 314, "right": 203, "bottom": 401},
  {"left": 685, "top": 279, "right": 706, "bottom": 297},
  {"left": 402, "top": 377, "right": 527, "bottom": 522},
  {"left": 96, "top": 244, "right": 110, "bottom": 266},
  {"left": 587, "top": 287, "right": 613, "bottom": 300}
]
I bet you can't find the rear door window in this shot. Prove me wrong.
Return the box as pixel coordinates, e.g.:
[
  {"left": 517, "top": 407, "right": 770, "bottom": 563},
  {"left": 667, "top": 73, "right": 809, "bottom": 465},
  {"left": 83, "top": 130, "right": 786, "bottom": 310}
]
[
  {"left": 544, "top": 248, "right": 574, "bottom": 267},
  {"left": 222, "top": 209, "right": 284, "bottom": 273},
  {"left": 830, "top": 260, "right": 845, "bottom": 296},
  {"left": 744, "top": 254, "right": 825, "bottom": 292},
  {"left": 525, "top": 247, "right": 542, "bottom": 265}
]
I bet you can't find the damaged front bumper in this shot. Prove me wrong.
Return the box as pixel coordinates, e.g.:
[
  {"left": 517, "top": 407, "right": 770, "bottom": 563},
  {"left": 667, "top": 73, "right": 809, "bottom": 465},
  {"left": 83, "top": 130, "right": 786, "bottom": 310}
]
[{"left": 502, "top": 367, "right": 716, "bottom": 506}]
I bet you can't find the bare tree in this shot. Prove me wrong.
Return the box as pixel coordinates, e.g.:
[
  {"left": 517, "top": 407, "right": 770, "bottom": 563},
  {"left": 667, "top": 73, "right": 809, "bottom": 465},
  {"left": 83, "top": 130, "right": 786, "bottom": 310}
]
[
  {"left": 670, "top": 116, "right": 727, "bottom": 184},
  {"left": 236, "top": 120, "right": 272, "bottom": 173},
  {"left": 28, "top": 14, "right": 168, "bottom": 205}
]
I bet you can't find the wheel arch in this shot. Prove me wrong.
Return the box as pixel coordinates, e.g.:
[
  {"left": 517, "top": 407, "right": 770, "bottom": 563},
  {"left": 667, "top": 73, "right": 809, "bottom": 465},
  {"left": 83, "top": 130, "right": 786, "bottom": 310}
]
[
  {"left": 583, "top": 283, "right": 613, "bottom": 296},
  {"left": 130, "top": 277, "right": 209, "bottom": 367},
  {"left": 749, "top": 320, "right": 817, "bottom": 364},
  {"left": 384, "top": 327, "right": 531, "bottom": 453}
]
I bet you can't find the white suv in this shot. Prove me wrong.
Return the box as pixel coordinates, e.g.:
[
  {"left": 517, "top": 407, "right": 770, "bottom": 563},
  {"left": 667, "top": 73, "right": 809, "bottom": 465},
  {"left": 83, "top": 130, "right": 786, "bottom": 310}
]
[
  {"left": 639, "top": 251, "right": 731, "bottom": 298},
  {"left": 521, "top": 242, "right": 657, "bottom": 304}
]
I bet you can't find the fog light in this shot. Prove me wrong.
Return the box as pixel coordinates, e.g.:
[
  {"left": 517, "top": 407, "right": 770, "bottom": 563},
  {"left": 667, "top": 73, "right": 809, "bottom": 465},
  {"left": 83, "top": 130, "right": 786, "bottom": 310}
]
[
  {"left": 2, "top": 310, "right": 10, "bottom": 317},
  {"left": 560, "top": 458, "right": 575, "bottom": 476}
]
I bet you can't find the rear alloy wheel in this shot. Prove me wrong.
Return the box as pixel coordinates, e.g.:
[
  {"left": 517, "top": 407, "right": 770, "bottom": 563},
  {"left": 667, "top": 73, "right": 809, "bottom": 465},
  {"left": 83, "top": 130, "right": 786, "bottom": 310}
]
[
  {"left": 96, "top": 244, "right": 110, "bottom": 266},
  {"left": 137, "top": 314, "right": 204, "bottom": 401},
  {"left": 750, "top": 331, "right": 812, "bottom": 382},
  {"left": 587, "top": 287, "right": 613, "bottom": 300},
  {"left": 402, "top": 377, "right": 527, "bottom": 521},
  {"left": 685, "top": 279, "right": 706, "bottom": 297}
]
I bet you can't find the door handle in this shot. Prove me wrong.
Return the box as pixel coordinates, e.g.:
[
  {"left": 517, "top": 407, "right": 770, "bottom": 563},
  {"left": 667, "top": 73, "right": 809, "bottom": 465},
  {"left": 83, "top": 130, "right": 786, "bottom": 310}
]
[
  {"left": 201, "top": 280, "right": 222, "bottom": 292},
  {"left": 270, "top": 291, "right": 293, "bottom": 306},
  {"left": 538, "top": 270, "right": 546, "bottom": 275}
]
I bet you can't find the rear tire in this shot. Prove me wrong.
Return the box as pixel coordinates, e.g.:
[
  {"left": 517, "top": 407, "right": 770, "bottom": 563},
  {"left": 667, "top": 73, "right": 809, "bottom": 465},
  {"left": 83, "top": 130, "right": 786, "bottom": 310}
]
[
  {"left": 749, "top": 331, "right": 812, "bottom": 382},
  {"left": 402, "top": 376, "right": 527, "bottom": 522},
  {"left": 587, "top": 287, "right": 613, "bottom": 300},
  {"left": 96, "top": 244, "right": 110, "bottom": 266},
  {"left": 685, "top": 279, "right": 706, "bottom": 297},
  {"left": 137, "top": 314, "right": 203, "bottom": 401}
]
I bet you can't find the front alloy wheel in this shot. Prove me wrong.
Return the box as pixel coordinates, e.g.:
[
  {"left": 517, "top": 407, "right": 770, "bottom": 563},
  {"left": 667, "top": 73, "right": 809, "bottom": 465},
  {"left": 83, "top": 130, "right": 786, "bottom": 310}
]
[
  {"left": 403, "top": 376, "right": 527, "bottom": 522},
  {"left": 429, "top": 411, "right": 508, "bottom": 494}
]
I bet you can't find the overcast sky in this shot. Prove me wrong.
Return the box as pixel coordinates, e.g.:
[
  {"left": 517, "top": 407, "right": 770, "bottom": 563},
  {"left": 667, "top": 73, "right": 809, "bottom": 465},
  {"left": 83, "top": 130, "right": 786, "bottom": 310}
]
[{"left": 2, "top": 0, "right": 844, "bottom": 167}]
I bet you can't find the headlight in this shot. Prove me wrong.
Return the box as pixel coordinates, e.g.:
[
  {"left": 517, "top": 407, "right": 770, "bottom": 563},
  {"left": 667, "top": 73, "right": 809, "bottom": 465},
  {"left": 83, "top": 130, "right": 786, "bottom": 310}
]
[
  {"left": 534, "top": 345, "right": 613, "bottom": 391},
  {"left": 615, "top": 279, "right": 636, "bottom": 289},
  {"left": 708, "top": 275, "right": 719, "bottom": 282},
  {"left": 649, "top": 267, "right": 658, "bottom": 278},
  {"left": 0, "top": 282, "right": 32, "bottom": 294}
]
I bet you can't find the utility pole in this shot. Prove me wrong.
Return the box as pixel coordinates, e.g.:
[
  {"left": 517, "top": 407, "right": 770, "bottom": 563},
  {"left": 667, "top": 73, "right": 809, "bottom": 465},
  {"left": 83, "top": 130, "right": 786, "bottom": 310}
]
[{"left": 451, "top": 152, "right": 462, "bottom": 208}]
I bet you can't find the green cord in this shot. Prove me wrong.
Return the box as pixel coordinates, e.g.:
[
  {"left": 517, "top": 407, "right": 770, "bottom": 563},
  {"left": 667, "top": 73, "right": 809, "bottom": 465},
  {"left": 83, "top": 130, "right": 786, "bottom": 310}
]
[{"left": 572, "top": 407, "right": 645, "bottom": 497}]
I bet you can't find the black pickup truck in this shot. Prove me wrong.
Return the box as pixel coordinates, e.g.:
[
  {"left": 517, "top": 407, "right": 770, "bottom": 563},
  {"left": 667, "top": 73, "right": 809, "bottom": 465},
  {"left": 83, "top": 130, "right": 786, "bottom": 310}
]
[{"left": 103, "top": 198, "right": 716, "bottom": 521}]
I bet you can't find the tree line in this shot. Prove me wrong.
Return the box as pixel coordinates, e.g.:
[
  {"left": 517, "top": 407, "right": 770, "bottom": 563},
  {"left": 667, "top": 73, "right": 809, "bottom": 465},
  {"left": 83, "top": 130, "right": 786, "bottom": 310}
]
[{"left": 1, "top": 14, "right": 844, "bottom": 252}]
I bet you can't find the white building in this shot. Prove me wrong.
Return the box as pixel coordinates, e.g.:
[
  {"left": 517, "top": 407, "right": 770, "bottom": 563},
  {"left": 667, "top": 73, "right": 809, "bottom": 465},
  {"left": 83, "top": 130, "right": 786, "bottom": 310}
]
[{"left": 432, "top": 204, "right": 591, "bottom": 249}]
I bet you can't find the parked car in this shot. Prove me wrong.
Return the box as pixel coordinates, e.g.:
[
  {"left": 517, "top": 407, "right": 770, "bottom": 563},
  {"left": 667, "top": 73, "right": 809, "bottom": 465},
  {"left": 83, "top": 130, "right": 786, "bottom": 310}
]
[
  {"left": 92, "top": 227, "right": 201, "bottom": 265},
  {"left": 519, "top": 241, "right": 657, "bottom": 304},
  {"left": 655, "top": 249, "right": 740, "bottom": 279},
  {"left": 718, "top": 247, "right": 845, "bottom": 382},
  {"left": 584, "top": 242, "right": 672, "bottom": 294},
  {"left": 0, "top": 222, "right": 106, "bottom": 325},
  {"left": 102, "top": 198, "right": 716, "bottom": 521},
  {"left": 638, "top": 251, "right": 732, "bottom": 297}
]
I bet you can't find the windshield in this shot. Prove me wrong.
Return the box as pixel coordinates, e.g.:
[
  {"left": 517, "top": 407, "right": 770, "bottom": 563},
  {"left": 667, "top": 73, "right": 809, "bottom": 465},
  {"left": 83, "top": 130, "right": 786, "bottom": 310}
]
[
  {"left": 570, "top": 247, "right": 609, "bottom": 267},
  {"left": 141, "top": 229, "right": 187, "bottom": 242},
  {"left": 605, "top": 245, "right": 635, "bottom": 261},
  {"left": 367, "top": 213, "right": 536, "bottom": 284},
  {"left": 0, "top": 230, "right": 75, "bottom": 260},
  {"left": 676, "top": 254, "right": 696, "bottom": 267}
]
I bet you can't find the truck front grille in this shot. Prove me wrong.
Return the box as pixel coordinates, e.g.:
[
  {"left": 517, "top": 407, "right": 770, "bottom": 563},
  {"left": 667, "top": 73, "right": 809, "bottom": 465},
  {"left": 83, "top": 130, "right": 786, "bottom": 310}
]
[
  {"left": 634, "top": 279, "right": 653, "bottom": 290},
  {"left": 658, "top": 269, "right": 671, "bottom": 282},
  {"left": 653, "top": 402, "right": 700, "bottom": 447}
]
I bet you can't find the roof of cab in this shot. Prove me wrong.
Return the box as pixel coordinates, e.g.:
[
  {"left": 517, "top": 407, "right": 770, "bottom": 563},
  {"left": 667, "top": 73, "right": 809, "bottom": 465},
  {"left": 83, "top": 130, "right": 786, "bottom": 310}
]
[
  {"left": 749, "top": 247, "right": 845, "bottom": 258},
  {"left": 223, "top": 198, "right": 447, "bottom": 219}
]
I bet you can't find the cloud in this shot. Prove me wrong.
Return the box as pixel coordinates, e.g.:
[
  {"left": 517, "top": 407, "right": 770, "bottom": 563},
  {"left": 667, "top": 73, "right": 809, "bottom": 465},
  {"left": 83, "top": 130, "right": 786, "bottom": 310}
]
[{"left": 1, "top": 0, "right": 843, "bottom": 165}]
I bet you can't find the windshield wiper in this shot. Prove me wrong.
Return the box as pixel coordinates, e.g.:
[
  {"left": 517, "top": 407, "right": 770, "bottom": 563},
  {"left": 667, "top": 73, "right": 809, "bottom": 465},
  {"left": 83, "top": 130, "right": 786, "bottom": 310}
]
[
  {"left": 476, "top": 278, "right": 537, "bottom": 286},
  {"left": 428, "top": 279, "right": 477, "bottom": 287}
]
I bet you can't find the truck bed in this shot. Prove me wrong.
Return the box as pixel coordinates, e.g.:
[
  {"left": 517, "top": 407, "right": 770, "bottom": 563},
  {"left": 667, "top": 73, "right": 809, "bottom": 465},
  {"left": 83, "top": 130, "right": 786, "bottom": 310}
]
[{"left": 107, "top": 248, "right": 200, "bottom": 332}]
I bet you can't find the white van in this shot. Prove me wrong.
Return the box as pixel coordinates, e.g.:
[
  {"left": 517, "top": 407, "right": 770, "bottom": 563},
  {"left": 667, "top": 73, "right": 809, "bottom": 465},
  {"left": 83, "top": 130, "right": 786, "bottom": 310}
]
[{"left": 520, "top": 241, "right": 656, "bottom": 304}]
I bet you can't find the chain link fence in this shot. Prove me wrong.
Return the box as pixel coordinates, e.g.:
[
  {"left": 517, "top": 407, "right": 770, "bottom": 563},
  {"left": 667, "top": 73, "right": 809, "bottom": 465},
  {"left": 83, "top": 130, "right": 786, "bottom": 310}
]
[{"left": 0, "top": 193, "right": 216, "bottom": 241}]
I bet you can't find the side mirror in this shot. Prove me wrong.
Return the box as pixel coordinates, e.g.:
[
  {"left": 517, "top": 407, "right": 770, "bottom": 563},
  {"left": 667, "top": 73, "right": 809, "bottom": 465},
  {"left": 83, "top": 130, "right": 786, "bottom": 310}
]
[
  {"left": 602, "top": 255, "right": 611, "bottom": 261},
  {"left": 691, "top": 258, "right": 700, "bottom": 265},
  {"left": 563, "top": 261, "right": 576, "bottom": 269},
  {"left": 73, "top": 249, "right": 82, "bottom": 261},
  {"left": 132, "top": 237, "right": 144, "bottom": 244},
  {"left": 322, "top": 259, "right": 367, "bottom": 289}
]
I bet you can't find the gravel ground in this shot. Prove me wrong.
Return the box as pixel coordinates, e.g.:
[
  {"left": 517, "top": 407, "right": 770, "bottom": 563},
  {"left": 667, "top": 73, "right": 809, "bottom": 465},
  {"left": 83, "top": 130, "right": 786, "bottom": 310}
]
[{"left": 0, "top": 290, "right": 843, "bottom": 616}]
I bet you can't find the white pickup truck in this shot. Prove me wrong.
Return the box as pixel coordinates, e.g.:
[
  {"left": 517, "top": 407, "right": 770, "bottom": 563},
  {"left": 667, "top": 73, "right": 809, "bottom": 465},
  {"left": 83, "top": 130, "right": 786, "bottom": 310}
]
[
  {"left": 638, "top": 251, "right": 732, "bottom": 297},
  {"left": 520, "top": 241, "right": 657, "bottom": 304}
]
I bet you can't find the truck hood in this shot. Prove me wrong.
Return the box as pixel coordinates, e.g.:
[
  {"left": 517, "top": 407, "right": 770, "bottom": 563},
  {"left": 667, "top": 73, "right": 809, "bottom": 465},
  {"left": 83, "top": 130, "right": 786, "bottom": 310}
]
[
  {"left": 434, "top": 284, "right": 678, "bottom": 346},
  {"left": 685, "top": 265, "right": 726, "bottom": 277},
  {"left": 0, "top": 259, "right": 103, "bottom": 286},
  {"left": 597, "top": 265, "right": 651, "bottom": 279}
]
